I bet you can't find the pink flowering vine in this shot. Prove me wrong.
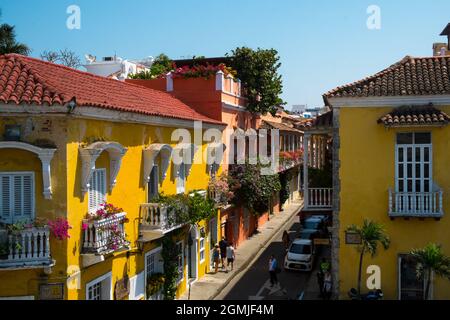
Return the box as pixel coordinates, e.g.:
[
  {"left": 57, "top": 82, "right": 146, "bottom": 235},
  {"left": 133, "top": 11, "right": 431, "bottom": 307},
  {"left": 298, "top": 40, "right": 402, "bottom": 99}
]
[{"left": 48, "top": 217, "right": 72, "bottom": 240}]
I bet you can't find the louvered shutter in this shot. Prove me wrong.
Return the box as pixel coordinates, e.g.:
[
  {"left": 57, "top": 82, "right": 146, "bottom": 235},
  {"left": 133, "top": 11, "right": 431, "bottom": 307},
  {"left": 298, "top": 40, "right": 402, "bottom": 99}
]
[
  {"left": 0, "top": 175, "right": 11, "bottom": 223},
  {"left": 0, "top": 173, "right": 34, "bottom": 223},
  {"left": 89, "top": 169, "right": 107, "bottom": 213},
  {"left": 98, "top": 169, "right": 106, "bottom": 205}
]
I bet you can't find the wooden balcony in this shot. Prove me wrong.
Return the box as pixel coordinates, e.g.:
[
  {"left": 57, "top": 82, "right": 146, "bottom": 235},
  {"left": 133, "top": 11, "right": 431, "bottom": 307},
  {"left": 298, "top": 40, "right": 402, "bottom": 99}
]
[
  {"left": 389, "top": 189, "right": 443, "bottom": 219},
  {"left": 0, "top": 227, "right": 53, "bottom": 270}
]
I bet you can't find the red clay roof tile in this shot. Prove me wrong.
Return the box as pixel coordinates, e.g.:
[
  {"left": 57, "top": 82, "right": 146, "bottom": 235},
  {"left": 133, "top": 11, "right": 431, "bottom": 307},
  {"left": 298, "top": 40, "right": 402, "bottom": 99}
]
[
  {"left": 0, "top": 54, "right": 223, "bottom": 125},
  {"left": 324, "top": 56, "right": 450, "bottom": 103},
  {"left": 378, "top": 105, "right": 450, "bottom": 127}
]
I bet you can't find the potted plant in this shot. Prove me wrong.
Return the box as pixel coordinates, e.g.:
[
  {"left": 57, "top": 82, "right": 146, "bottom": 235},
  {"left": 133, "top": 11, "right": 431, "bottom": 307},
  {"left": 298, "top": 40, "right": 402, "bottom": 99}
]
[{"left": 147, "top": 273, "right": 165, "bottom": 297}]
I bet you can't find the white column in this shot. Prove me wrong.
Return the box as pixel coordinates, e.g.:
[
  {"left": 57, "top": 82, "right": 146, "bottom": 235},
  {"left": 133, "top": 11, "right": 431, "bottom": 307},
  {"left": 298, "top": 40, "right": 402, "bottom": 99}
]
[
  {"left": 303, "top": 133, "right": 310, "bottom": 208},
  {"left": 166, "top": 72, "right": 173, "bottom": 92},
  {"left": 215, "top": 71, "right": 224, "bottom": 91}
]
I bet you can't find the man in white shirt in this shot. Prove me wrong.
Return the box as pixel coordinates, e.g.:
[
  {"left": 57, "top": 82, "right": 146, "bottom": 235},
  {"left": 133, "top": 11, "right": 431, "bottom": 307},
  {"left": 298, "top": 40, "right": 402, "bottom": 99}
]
[{"left": 226, "top": 242, "right": 235, "bottom": 272}]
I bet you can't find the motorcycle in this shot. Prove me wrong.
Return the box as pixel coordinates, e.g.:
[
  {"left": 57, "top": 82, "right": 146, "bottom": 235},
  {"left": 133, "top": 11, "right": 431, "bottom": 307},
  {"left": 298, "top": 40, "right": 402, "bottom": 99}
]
[{"left": 348, "top": 288, "right": 384, "bottom": 300}]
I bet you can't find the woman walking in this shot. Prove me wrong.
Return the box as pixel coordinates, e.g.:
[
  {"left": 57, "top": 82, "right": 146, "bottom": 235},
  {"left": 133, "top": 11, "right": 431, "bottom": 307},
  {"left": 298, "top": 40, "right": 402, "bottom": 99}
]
[
  {"left": 323, "top": 271, "right": 332, "bottom": 300},
  {"left": 213, "top": 245, "right": 221, "bottom": 273}
]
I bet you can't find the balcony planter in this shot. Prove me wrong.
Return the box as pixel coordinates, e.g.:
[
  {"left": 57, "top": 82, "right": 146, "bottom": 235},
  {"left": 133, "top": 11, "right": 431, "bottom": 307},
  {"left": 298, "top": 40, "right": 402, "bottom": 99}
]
[
  {"left": 82, "top": 203, "right": 129, "bottom": 258},
  {"left": 82, "top": 212, "right": 129, "bottom": 255}
]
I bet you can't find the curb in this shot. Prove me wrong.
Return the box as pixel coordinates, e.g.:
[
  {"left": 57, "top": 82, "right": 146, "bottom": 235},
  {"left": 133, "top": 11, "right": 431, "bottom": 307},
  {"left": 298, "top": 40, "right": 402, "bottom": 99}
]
[{"left": 209, "top": 202, "right": 303, "bottom": 300}]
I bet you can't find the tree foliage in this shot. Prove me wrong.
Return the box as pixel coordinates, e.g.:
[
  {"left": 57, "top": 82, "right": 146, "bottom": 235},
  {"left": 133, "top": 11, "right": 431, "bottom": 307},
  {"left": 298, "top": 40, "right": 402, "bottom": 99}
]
[
  {"left": 227, "top": 47, "right": 285, "bottom": 115},
  {"left": 153, "top": 191, "right": 216, "bottom": 226},
  {"left": 279, "top": 171, "right": 291, "bottom": 207},
  {"left": 129, "top": 53, "right": 173, "bottom": 79},
  {"left": 40, "top": 49, "right": 81, "bottom": 68},
  {"left": 346, "top": 219, "right": 390, "bottom": 295},
  {"left": 0, "top": 20, "right": 30, "bottom": 55},
  {"left": 161, "top": 237, "right": 180, "bottom": 300},
  {"left": 410, "top": 243, "right": 450, "bottom": 300},
  {"left": 228, "top": 162, "right": 281, "bottom": 215}
]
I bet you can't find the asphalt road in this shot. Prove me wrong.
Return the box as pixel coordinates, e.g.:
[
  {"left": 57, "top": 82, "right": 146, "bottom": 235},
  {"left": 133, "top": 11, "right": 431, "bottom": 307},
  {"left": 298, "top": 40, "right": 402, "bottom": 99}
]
[{"left": 222, "top": 215, "right": 319, "bottom": 300}]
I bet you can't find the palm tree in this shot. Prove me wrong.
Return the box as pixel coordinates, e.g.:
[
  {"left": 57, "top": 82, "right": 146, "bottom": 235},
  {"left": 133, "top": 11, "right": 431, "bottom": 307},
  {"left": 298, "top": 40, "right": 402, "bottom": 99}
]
[
  {"left": 410, "top": 243, "right": 450, "bottom": 300},
  {"left": 346, "top": 219, "right": 390, "bottom": 295},
  {"left": 0, "top": 23, "right": 30, "bottom": 55}
]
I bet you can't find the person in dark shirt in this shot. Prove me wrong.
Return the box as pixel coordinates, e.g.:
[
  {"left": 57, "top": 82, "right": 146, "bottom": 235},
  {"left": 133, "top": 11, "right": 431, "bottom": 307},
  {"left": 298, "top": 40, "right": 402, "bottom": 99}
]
[{"left": 219, "top": 237, "right": 228, "bottom": 269}]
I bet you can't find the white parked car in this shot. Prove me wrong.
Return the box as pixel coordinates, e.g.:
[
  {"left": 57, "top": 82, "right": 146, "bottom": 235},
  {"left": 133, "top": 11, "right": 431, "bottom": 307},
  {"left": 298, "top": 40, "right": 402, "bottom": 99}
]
[{"left": 284, "top": 239, "right": 315, "bottom": 272}]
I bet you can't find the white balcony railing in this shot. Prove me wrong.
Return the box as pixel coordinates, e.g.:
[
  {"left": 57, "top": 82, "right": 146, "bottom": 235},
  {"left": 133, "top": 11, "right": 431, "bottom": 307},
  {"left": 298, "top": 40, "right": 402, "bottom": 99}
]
[
  {"left": 389, "top": 189, "right": 443, "bottom": 218},
  {"left": 0, "top": 227, "right": 52, "bottom": 268},
  {"left": 82, "top": 212, "right": 128, "bottom": 254},
  {"left": 140, "top": 204, "right": 186, "bottom": 236},
  {"left": 306, "top": 188, "right": 333, "bottom": 209}
]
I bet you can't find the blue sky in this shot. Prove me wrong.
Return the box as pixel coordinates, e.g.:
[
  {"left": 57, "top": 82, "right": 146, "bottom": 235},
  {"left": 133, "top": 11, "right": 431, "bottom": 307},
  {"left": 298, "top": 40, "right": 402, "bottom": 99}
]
[{"left": 1, "top": 0, "right": 449, "bottom": 109}]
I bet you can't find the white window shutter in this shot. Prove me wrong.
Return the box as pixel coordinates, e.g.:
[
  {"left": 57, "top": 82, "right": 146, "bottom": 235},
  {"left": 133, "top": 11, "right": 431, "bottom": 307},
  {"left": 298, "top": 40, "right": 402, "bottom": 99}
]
[
  {"left": 88, "top": 173, "right": 96, "bottom": 213},
  {"left": 23, "top": 175, "right": 33, "bottom": 218},
  {"left": 0, "top": 173, "right": 34, "bottom": 223},
  {"left": 13, "top": 175, "right": 23, "bottom": 218},
  {"left": 88, "top": 169, "right": 107, "bottom": 213},
  {"left": 98, "top": 169, "right": 106, "bottom": 204},
  {"left": 0, "top": 175, "right": 11, "bottom": 223}
]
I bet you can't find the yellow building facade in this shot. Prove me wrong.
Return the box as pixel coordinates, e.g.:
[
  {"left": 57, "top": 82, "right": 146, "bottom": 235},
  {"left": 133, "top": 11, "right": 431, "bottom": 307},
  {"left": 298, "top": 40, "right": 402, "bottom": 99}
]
[
  {"left": 325, "top": 55, "right": 450, "bottom": 300},
  {"left": 0, "top": 54, "right": 225, "bottom": 300}
]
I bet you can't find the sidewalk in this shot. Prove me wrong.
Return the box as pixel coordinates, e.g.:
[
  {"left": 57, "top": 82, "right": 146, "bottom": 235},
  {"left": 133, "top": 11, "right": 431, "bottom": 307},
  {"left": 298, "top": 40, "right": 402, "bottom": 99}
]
[{"left": 179, "top": 199, "right": 303, "bottom": 300}]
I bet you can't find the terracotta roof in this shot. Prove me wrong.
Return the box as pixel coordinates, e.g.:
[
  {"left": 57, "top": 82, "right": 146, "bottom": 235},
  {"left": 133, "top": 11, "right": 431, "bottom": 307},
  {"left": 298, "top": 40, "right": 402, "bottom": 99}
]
[
  {"left": 260, "top": 120, "right": 302, "bottom": 133},
  {"left": 296, "top": 111, "right": 333, "bottom": 130},
  {"left": 378, "top": 105, "right": 450, "bottom": 127},
  {"left": 324, "top": 55, "right": 450, "bottom": 103},
  {"left": 0, "top": 54, "right": 223, "bottom": 125}
]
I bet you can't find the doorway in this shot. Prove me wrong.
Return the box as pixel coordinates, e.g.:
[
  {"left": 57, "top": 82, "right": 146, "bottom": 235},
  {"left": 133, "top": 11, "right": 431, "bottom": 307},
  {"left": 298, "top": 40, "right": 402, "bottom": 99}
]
[
  {"left": 187, "top": 226, "right": 198, "bottom": 284},
  {"left": 399, "top": 254, "right": 425, "bottom": 300}
]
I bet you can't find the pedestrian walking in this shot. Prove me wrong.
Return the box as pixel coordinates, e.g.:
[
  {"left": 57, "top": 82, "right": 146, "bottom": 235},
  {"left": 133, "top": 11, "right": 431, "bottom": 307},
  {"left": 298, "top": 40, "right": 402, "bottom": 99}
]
[
  {"left": 320, "top": 258, "right": 330, "bottom": 273},
  {"left": 317, "top": 270, "right": 324, "bottom": 299},
  {"left": 282, "top": 230, "right": 290, "bottom": 250},
  {"left": 226, "top": 242, "right": 235, "bottom": 272},
  {"left": 323, "top": 271, "right": 332, "bottom": 300},
  {"left": 213, "top": 245, "right": 220, "bottom": 273},
  {"left": 219, "top": 237, "right": 228, "bottom": 269},
  {"left": 269, "top": 255, "right": 279, "bottom": 287}
]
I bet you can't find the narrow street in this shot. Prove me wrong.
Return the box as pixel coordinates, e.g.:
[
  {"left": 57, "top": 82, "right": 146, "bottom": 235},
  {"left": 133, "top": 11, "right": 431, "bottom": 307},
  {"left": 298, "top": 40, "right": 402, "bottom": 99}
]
[{"left": 218, "top": 213, "right": 326, "bottom": 301}]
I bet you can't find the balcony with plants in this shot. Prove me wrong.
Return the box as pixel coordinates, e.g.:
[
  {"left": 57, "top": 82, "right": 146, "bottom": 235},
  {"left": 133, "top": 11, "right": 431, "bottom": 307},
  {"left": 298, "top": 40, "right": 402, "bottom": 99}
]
[
  {"left": 0, "top": 217, "right": 71, "bottom": 270},
  {"left": 139, "top": 190, "right": 216, "bottom": 242},
  {"left": 279, "top": 149, "right": 303, "bottom": 172},
  {"left": 208, "top": 174, "right": 234, "bottom": 209},
  {"left": 81, "top": 203, "right": 129, "bottom": 256}
]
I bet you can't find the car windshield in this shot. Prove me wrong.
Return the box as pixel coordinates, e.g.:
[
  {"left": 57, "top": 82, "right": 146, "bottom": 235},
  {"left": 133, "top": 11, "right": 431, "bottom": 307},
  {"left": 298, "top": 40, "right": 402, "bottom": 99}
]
[
  {"left": 290, "top": 243, "right": 312, "bottom": 254},
  {"left": 304, "top": 221, "right": 320, "bottom": 229},
  {"left": 300, "top": 231, "right": 315, "bottom": 239}
]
